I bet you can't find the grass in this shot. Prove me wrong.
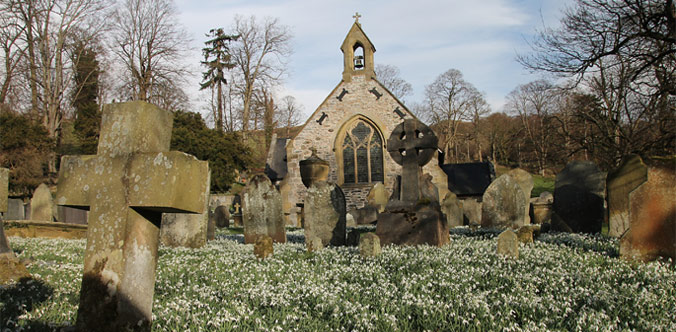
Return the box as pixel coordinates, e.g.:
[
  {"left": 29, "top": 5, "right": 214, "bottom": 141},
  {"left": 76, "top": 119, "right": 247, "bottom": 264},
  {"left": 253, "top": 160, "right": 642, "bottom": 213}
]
[
  {"left": 531, "top": 174, "right": 555, "bottom": 197},
  {"left": 3, "top": 228, "right": 675, "bottom": 331}
]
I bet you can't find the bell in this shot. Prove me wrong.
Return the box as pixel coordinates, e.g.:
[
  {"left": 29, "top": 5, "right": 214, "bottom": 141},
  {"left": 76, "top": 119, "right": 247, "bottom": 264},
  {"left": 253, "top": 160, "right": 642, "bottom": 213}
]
[{"left": 354, "top": 55, "right": 364, "bottom": 69}]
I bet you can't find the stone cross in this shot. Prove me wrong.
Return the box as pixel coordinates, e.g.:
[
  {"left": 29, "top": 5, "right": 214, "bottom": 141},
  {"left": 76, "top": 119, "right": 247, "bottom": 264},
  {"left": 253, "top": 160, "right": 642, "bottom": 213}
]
[
  {"left": 353, "top": 12, "right": 361, "bottom": 22},
  {"left": 56, "top": 101, "right": 209, "bottom": 332},
  {"left": 386, "top": 119, "right": 438, "bottom": 203},
  {"left": 233, "top": 202, "right": 241, "bottom": 214}
]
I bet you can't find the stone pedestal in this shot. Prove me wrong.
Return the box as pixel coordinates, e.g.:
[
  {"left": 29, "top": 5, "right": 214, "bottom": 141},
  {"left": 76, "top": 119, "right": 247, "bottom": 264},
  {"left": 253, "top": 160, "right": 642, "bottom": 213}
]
[{"left": 376, "top": 203, "right": 449, "bottom": 247}]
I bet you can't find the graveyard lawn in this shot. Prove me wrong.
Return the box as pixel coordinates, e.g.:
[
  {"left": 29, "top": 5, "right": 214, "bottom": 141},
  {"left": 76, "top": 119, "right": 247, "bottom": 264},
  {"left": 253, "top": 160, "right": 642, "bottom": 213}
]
[{"left": 3, "top": 229, "right": 675, "bottom": 332}]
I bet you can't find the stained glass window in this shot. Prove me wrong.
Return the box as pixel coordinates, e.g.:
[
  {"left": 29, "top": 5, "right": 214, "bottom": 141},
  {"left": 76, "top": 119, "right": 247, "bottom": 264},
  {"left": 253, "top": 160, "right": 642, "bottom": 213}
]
[{"left": 341, "top": 119, "right": 384, "bottom": 184}]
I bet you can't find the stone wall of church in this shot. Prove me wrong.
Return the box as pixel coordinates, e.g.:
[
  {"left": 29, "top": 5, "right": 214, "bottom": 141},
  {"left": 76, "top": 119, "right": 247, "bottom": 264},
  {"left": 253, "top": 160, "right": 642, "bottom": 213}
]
[{"left": 283, "top": 75, "right": 447, "bottom": 225}]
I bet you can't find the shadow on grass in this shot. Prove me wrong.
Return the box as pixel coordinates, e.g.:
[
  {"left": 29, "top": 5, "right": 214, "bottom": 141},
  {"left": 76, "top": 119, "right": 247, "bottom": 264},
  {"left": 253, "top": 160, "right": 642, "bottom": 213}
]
[{"left": 0, "top": 277, "right": 69, "bottom": 331}]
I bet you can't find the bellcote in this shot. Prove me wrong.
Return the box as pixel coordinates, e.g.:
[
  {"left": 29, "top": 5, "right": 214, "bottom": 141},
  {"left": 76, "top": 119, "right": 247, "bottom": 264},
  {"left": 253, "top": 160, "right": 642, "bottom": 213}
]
[{"left": 341, "top": 17, "right": 376, "bottom": 82}]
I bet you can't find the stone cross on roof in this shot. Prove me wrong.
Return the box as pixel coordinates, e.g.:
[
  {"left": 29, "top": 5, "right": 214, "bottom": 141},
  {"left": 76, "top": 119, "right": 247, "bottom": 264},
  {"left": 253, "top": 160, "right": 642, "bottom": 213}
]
[
  {"left": 57, "top": 101, "right": 209, "bottom": 331},
  {"left": 353, "top": 12, "right": 362, "bottom": 23}
]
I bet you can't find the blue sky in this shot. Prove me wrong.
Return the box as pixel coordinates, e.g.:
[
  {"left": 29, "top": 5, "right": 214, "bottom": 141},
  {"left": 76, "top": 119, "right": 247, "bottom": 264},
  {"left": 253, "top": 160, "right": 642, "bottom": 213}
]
[{"left": 175, "top": 0, "right": 572, "bottom": 119}]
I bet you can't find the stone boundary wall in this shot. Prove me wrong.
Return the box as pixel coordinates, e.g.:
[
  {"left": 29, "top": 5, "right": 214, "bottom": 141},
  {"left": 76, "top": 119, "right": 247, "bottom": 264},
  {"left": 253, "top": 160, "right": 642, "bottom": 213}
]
[{"left": 4, "top": 220, "right": 88, "bottom": 239}]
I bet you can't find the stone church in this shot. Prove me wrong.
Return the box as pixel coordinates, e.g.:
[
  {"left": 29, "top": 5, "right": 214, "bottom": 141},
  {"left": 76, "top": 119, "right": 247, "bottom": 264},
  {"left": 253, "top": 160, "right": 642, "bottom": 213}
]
[{"left": 279, "top": 18, "right": 447, "bottom": 225}]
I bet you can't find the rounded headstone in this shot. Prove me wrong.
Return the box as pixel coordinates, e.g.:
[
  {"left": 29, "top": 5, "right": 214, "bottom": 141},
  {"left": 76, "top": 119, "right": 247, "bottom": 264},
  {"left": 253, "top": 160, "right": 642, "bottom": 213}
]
[
  {"left": 359, "top": 233, "right": 382, "bottom": 257},
  {"left": 497, "top": 229, "right": 519, "bottom": 259},
  {"left": 481, "top": 174, "right": 527, "bottom": 229},
  {"left": 506, "top": 168, "right": 534, "bottom": 224},
  {"left": 254, "top": 235, "right": 274, "bottom": 259},
  {"left": 30, "top": 183, "right": 55, "bottom": 221},
  {"left": 214, "top": 205, "right": 230, "bottom": 228}
]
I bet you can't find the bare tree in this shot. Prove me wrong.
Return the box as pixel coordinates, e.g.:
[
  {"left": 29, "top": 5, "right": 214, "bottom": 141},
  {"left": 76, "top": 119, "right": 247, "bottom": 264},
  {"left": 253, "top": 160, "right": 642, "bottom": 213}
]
[
  {"left": 467, "top": 90, "right": 490, "bottom": 162},
  {"left": 375, "top": 64, "right": 412, "bottom": 102},
  {"left": 111, "top": 0, "right": 190, "bottom": 105},
  {"left": 420, "top": 69, "right": 477, "bottom": 162},
  {"left": 507, "top": 80, "right": 559, "bottom": 175},
  {"left": 230, "top": 15, "right": 292, "bottom": 136},
  {"left": 519, "top": 0, "right": 676, "bottom": 167},
  {"left": 0, "top": 4, "right": 25, "bottom": 105},
  {"left": 7, "top": 0, "right": 107, "bottom": 172},
  {"left": 276, "top": 95, "right": 303, "bottom": 137}
]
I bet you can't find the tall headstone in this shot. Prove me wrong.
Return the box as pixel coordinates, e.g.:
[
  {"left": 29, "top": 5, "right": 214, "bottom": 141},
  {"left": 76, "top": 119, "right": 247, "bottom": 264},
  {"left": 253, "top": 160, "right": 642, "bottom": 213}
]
[
  {"left": 553, "top": 161, "right": 606, "bottom": 233},
  {"left": 159, "top": 174, "right": 211, "bottom": 248},
  {"left": 376, "top": 119, "right": 450, "bottom": 247},
  {"left": 30, "top": 183, "right": 55, "bottom": 221},
  {"left": 56, "top": 101, "right": 209, "bottom": 331},
  {"left": 1, "top": 167, "right": 31, "bottom": 284},
  {"left": 481, "top": 174, "right": 527, "bottom": 229},
  {"left": 304, "top": 181, "right": 346, "bottom": 246},
  {"left": 212, "top": 205, "right": 230, "bottom": 228},
  {"left": 506, "top": 168, "right": 533, "bottom": 224},
  {"left": 441, "top": 192, "right": 463, "bottom": 229},
  {"left": 242, "top": 175, "right": 286, "bottom": 244},
  {"left": 616, "top": 156, "right": 676, "bottom": 262}
]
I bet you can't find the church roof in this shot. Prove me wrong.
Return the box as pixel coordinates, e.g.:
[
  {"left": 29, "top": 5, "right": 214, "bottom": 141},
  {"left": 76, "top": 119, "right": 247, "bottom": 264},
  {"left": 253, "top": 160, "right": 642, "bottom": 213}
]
[{"left": 341, "top": 22, "right": 376, "bottom": 53}]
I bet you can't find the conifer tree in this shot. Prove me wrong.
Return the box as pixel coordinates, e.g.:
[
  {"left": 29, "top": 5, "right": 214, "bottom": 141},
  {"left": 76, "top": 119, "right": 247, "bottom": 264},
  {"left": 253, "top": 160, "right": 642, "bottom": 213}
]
[{"left": 200, "top": 28, "right": 238, "bottom": 131}]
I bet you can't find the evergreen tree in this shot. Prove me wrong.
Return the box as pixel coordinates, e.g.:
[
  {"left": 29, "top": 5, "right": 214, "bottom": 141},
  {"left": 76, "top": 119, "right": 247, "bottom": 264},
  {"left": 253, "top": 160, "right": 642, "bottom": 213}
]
[
  {"left": 170, "top": 111, "right": 252, "bottom": 192},
  {"left": 71, "top": 40, "right": 101, "bottom": 154},
  {"left": 200, "top": 28, "right": 238, "bottom": 131}
]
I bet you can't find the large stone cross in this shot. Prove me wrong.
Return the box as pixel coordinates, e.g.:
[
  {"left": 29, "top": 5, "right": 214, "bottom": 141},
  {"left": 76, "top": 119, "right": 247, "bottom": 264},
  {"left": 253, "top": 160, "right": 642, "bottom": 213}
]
[
  {"left": 56, "top": 101, "right": 209, "bottom": 331},
  {"left": 387, "top": 119, "right": 438, "bottom": 202}
]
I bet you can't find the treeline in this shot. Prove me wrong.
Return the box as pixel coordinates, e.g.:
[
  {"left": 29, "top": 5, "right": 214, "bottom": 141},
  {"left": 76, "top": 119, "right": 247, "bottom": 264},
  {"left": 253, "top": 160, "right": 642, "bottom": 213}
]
[
  {"left": 416, "top": 0, "right": 675, "bottom": 174},
  {"left": 0, "top": 0, "right": 304, "bottom": 194}
]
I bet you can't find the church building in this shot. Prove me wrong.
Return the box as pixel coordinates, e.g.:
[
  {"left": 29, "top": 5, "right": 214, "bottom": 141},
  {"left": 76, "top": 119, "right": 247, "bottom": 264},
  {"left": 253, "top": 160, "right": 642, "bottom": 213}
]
[{"left": 280, "top": 16, "right": 447, "bottom": 224}]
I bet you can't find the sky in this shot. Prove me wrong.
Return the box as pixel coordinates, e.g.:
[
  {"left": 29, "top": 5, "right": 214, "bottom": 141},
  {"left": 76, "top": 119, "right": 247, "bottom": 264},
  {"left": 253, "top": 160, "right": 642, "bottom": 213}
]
[{"left": 174, "top": 0, "right": 573, "bottom": 121}]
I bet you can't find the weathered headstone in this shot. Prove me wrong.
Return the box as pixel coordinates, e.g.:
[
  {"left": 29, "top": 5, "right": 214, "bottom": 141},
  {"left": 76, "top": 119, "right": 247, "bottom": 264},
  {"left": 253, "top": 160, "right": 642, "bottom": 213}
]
[
  {"left": 213, "top": 205, "right": 230, "bottom": 228},
  {"left": 359, "top": 233, "right": 381, "bottom": 257},
  {"left": 57, "top": 206, "right": 88, "bottom": 224},
  {"left": 481, "top": 174, "right": 527, "bottom": 229},
  {"left": 530, "top": 192, "right": 553, "bottom": 225},
  {"left": 497, "top": 229, "right": 519, "bottom": 259},
  {"left": 30, "top": 183, "right": 55, "bottom": 221},
  {"left": 1, "top": 168, "right": 32, "bottom": 284},
  {"left": 506, "top": 168, "right": 533, "bottom": 224},
  {"left": 56, "top": 101, "right": 209, "bottom": 331},
  {"left": 617, "top": 156, "right": 675, "bottom": 262},
  {"left": 242, "top": 174, "right": 286, "bottom": 244},
  {"left": 305, "top": 181, "right": 346, "bottom": 246},
  {"left": 441, "top": 192, "right": 463, "bottom": 229},
  {"left": 516, "top": 226, "right": 534, "bottom": 244},
  {"left": 376, "top": 119, "right": 449, "bottom": 247},
  {"left": 461, "top": 198, "right": 482, "bottom": 225},
  {"left": 254, "top": 235, "right": 274, "bottom": 259},
  {"left": 160, "top": 174, "right": 211, "bottom": 248},
  {"left": 366, "top": 182, "right": 388, "bottom": 212},
  {"left": 607, "top": 155, "right": 647, "bottom": 238},
  {"left": 553, "top": 161, "right": 606, "bottom": 233},
  {"left": 6, "top": 198, "right": 25, "bottom": 220},
  {"left": 306, "top": 236, "right": 323, "bottom": 252}
]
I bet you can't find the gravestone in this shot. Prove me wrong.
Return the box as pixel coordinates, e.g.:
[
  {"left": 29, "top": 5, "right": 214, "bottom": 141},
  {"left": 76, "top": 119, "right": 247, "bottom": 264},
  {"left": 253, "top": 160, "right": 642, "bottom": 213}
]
[
  {"left": 231, "top": 195, "right": 242, "bottom": 227},
  {"left": 254, "top": 235, "right": 274, "bottom": 259},
  {"left": 516, "top": 226, "right": 534, "bottom": 244},
  {"left": 553, "top": 161, "right": 606, "bottom": 233},
  {"left": 213, "top": 206, "right": 230, "bottom": 228},
  {"left": 304, "top": 181, "right": 346, "bottom": 246},
  {"left": 6, "top": 198, "right": 25, "bottom": 220},
  {"left": 57, "top": 206, "right": 88, "bottom": 224},
  {"left": 616, "top": 156, "right": 676, "bottom": 262},
  {"left": 461, "top": 198, "right": 482, "bottom": 225},
  {"left": 1, "top": 168, "right": 32, "bottom": 284},
  {"left": 242, "top": 175, "right": 286, "bottom": 244},
  {"left": 441, "top": 161, "right": 495, "bottom": 197},
  {"left": 497, "top": 229, "right": 519, "bottom": 259},
  {"left": 366, "top": 182, "right": 388, "bottom": 212},
  {"left": 441, "top": 192, "right": 463, "bottom": 229},
  {"left": 506, "top": 168, "right": 533, "bottom": 224},
  {"left": 30, "top": 183, "right": 55, "bottom": 221},
  {"left": 56, "top": 101, "right": 209, "bottom": 332},
  {"left": 607, "top": 155, "right": 647, "bottom": 238},
  {"left": 530, "top": 192, "right": 553, "bottom": 224},
  {"left": 376, "top": 119, "right": 450, "bottom": 247},
  {"left": 481, "top": 174, "right": 527, "bottom": 229},
  {"left": 307, "top": 236, "right": 323, "bottom": 252},
  {"left": 359, "top": 233, "right": 381, "bottom": 257}
]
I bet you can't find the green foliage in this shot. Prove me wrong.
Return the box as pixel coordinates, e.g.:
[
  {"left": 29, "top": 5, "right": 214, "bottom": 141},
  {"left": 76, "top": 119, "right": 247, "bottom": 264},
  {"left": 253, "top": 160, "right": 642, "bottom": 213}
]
[
  {"left": 531, "top": 174, "right": 555, "bottom": 197},
  {"left": 0, "top": 111, "right": 53, "bottom": 195},
  {"left": 71, "top": 40, "right": 101, "bottom": 154},
  {"left": 170, "top": 111, "right": 253, "bottom": 192}
]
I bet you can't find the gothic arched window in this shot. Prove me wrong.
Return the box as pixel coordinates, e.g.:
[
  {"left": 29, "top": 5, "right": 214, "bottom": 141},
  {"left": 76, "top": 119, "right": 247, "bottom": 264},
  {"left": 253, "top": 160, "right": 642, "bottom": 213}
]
[{"left": 340, "top": 120, "right": 384, "bottom": 184}]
